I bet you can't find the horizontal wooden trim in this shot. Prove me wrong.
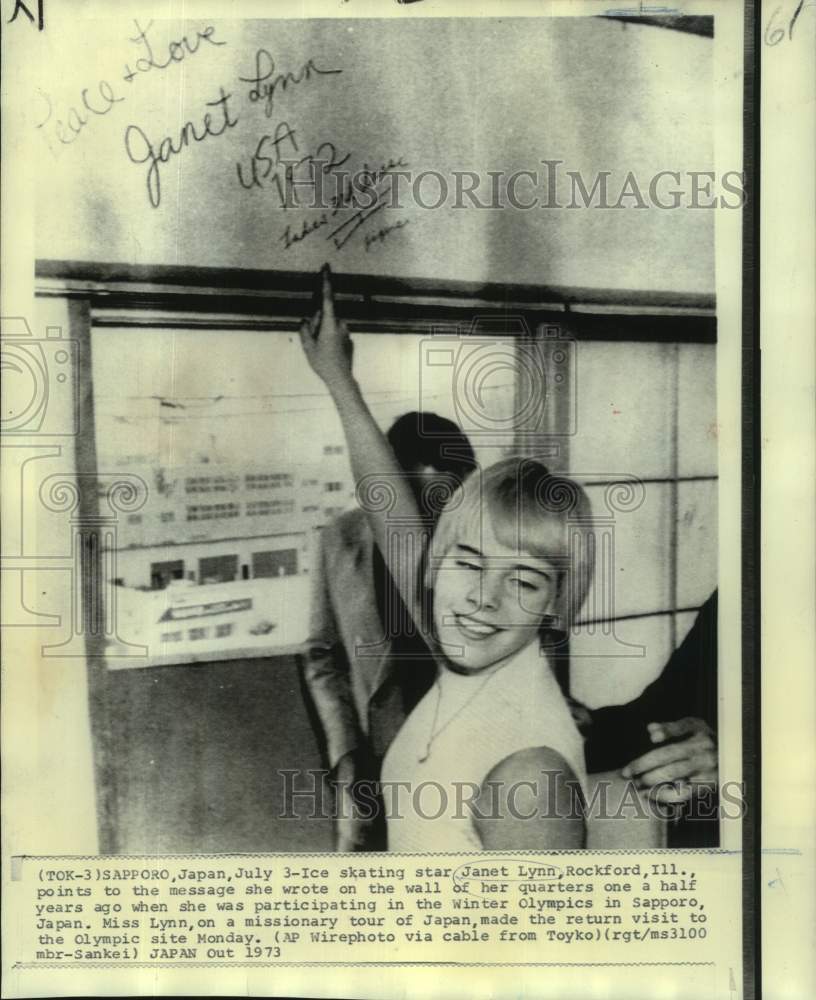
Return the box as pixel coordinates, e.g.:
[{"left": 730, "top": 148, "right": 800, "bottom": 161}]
[
  {"left": 90, "top": 311, "right": 717, "bottom": 343},
  {"left": 90, "top": 308, "right": 520, "bottom": 337},
  {"left": 36, "top": 258, "right": 716, "bottom": 316},
  {"left": 370, "top": 293, "right": 568, "bottom": 313},
  {"left": 92, "top": 309, "right": 304, "bottom": 331},
  {"left": 568, "top": 302, "right": 714, "bottom": 318}
]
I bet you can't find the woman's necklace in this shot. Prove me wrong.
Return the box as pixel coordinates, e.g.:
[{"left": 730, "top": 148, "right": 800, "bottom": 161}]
[{"left": 417, "top": 669, "right": 501, "bottom": 763}]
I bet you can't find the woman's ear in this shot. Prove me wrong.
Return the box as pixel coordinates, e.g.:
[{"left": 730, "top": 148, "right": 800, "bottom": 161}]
[
  {"left": 537, "top": 613, "right": 560, "bottom": 633},
  {"left": 556, "top": 529, "right": 595, "bottom": 630},
  {"left": 548, "top": 573, "right": 569, "bottom": 633}
]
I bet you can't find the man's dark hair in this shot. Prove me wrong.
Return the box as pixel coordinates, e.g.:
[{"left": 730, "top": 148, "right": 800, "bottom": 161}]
[{"left": 386, "top": 412, "right": 476, "bottom": 477}]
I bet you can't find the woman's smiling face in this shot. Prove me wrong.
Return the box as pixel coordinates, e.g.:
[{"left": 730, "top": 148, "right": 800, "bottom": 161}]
[{"left": 432, "top": 518, "right": 558, "bottom": 673}]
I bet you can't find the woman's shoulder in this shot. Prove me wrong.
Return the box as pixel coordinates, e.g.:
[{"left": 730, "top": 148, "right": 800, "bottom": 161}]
[
  {"left": 472, "top": 745, "right": 586, "bottom": 849},
  {"left": 484, "top": 744, "right": 581, "bottom": 785}
]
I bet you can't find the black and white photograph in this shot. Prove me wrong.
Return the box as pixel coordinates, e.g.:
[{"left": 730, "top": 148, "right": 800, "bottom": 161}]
[{"left": 14, "top": 7, "right": 725, "bottom": 852}]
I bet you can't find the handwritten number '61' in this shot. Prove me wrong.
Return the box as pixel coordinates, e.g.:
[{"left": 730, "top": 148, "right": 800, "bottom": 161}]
[{"left": 765, "top": 1, "right": 813, "bottom": 44}]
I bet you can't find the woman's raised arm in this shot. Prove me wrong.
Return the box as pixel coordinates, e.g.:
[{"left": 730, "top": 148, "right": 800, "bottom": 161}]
[{"left": 298, "top": 264, "right": 426, "bottom": 624}]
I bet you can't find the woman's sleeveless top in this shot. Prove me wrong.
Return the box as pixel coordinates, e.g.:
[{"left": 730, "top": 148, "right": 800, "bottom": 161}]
[{"left": 380, "top": 644, "right": 587, "bottom": 852}]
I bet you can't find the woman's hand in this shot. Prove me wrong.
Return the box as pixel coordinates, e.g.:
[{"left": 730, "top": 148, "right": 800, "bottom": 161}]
[
  {"left": 299, "top": 264, "right": 354, "bottom": 391},
  {"left": 294, "top": 262, "right": 424, "bottom": 626},
  {"left": 621, "top": 716, "right": 718, "bottom": 803}
]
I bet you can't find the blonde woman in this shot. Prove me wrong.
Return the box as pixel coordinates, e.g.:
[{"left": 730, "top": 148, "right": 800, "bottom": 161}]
[{"left": 299, "top": 266, "right": 594, "bottom": 851}]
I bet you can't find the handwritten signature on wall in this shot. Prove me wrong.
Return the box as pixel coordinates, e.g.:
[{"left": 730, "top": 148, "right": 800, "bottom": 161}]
[
  {"left": 33, "top": 20, "right": 415, "bottom": 254},
  {"left": 239, "top": 48, "right": 342, "bottom": 118},
  {"left": 34, "top": 20, "right": 226, "bottom": 151},
  {"left": 233, "top": 111, "right": 410, "bottom": 252},
  {"left": 235, "top": 120, "right": 351, "bottom": 199},
  {"left": 124, "top": 88, "right": 239, "bottom": 210}
]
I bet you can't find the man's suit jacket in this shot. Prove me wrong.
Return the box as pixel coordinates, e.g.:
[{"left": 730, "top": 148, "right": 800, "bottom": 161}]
[
  {"left": 584, "top": 590, "right": 718, "bottom": 772},
  {"left": 303, "top": 508, "right": 435, "bottom": 773},
  {"left": 583, "top": 590, "right": 719, "bottom": 848}
]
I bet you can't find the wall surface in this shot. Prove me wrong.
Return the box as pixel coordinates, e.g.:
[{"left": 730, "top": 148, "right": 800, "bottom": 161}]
[
  {"left": 2, "top": 296, "right": 99, "bottom": 853},
  {"left": 35, "top": 15, "right": 714, "bottom": 292}
]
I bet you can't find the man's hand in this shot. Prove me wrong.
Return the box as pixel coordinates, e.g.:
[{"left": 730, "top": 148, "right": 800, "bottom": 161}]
[
  {"left": 621, "top": 716, "right": 717, "bottom": 803},
  {"left": 299, "top": 264, "right": 354, "bottom": 390}
]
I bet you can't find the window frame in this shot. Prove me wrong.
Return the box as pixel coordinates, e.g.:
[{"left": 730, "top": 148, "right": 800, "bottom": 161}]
[{"left": 35, "top": 258, "right": 716, "bottom": 852}]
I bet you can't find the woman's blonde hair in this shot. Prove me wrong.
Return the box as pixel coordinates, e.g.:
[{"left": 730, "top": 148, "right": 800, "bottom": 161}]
[{"left": 425, "top": 457, "right": 594, "bottom": 634}]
